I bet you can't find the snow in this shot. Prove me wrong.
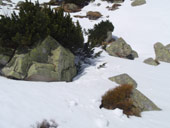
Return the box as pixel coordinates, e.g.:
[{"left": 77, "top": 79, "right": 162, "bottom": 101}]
[{"left": 0, "top": 0, "right": 170, "bottom": 128}]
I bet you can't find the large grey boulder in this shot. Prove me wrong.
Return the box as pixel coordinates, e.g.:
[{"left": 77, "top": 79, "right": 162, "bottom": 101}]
[
  {"left": 131, "top": 0, "right": 146, "bottom": 7},
  {"left": 144, "top": 58, "right": 160, "bottom": 66},
  {"left": 2, "top": 36, "right": 77, "bottom": 82},
  {"left": 131, "top": 89, "right": 161, "bottom": 111},
  {"left": 109, "top": 73, "right": 137, "bottom": 88},
  {"left": 154, "top": 42, "right": 170, "bottom": 63},
  {"left": 106, "top": 37, "right": 138, "bottom": 60}
]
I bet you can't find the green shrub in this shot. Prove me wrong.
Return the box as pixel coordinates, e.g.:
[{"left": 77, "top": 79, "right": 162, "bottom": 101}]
[
  {"left": 87, "top": 20, "right": 114, "bottom": 48},
  {"left": 0, "top": 0, "right": 84, "bottom": 53},
  {"left": 100, "top": 84, "right": 141, "bottom": 117}
]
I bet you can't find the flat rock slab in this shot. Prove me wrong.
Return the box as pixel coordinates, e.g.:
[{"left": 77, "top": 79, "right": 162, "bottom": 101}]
[
  {"left": 109, "top": 73, "right": 137, "bottom": 88},
  {"left": 132, "top": 89, "right": 161, "bottom": 111}
]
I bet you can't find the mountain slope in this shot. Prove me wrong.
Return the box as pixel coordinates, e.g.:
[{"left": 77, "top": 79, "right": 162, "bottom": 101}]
[{"left": 0, "top": 0, "right": 170, "bottom": 128}]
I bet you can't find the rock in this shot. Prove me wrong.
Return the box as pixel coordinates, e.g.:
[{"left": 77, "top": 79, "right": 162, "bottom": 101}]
[
  {"left": 48, "top": 0, "right": 61, "bottom": 5},
  {"left": 108, "top": 3, "right": 121, "bottom": 11},
  {"left": 112, "top": 0, "right": 124, "bottom": 3},
  {"left": 16, "top": 1, "right": 24, "bottom": 7},
  {"left": 154, "top": 42, "right": 170, "bottom": 63},
  {"left": 131, "top": 50, "right": 139, "bottom": 58},
  {"left": 2, "top": 54, "right": 31, "bottom": 79},
  {"left": 109, "top": 73, "right": 137, "bottom": 88},
  {"left": 100, "top": 84, "right": 161, "bottom": 117},
  {"left": 106, "top": 37, "right": 138, "bottom": 60},
  {"left": 63, "top": 3, "right": 81, "bottom": 13},
  {"left": 105, "top": 31, "right": 113, "bottom": 43},
  {"left": 0, "top": 55, "right": 10, "bottom": 67},
  {"left": 0, "top": 0, "right": 2, "bottom": 5},
  {"left": 26, "top": 62, "right": 58, "bottom": 82},
  {"left": 97, "top": 3, "right": 101, "bottom": 6},
  {"left": 165, "top": 44, "right": 170, "bottom": 50},
  {"left": 0, "top": 47, "right": 15, "bottom": 68},
  {"left": 86, "top": 11, "right": 102, "bottom": 20},
  {"left": 53, "top": 3, "right": 81, "bottom": 13},
  {"left": 131, "top": 89, "right": 161, "bottom": 111},
  {"left": 144, "top": 58, "right": 160, "bottom": 66},
  {"left": 2, "top": 36, "right": 77, "bottom": 82},
  {"left": 74, "top": 15, "right": 86, "bottom": 18},
  {"left": 131, "top": 0, "right": 146, "bottom": 7}
]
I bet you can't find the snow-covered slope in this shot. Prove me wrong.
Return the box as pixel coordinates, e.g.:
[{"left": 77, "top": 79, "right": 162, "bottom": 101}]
[{"left": 0, "top": 0, "right": 170, "bottom": 128}]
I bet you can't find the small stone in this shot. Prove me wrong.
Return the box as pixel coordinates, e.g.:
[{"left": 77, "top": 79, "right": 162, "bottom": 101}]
[
  {"left": 144, "top": 58, "right": 160, "bottom": 66},
  {"left": 131, "top": 0, "right": 146, "bottom": 7}
]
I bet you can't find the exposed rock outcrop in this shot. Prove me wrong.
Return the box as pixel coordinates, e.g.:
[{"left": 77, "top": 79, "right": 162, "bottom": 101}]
[
  {"left": 106, "top": 37, "right": 138, "bottom": 60},
  {"left": 1, "top": 36, "right": 77, "bottom": 82}
]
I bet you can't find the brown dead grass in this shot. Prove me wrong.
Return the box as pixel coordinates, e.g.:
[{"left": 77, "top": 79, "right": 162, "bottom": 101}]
[{"left": 100, "top": 84, "right": 141, "bottom": 117}]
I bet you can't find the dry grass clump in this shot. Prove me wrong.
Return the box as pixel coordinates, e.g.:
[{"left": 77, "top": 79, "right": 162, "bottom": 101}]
[
  {"left": 31, "top": 119, "right": 58, "bottom": 128},
  {"left": 100, "top": 84, "right": 141, "bottom": 117}
]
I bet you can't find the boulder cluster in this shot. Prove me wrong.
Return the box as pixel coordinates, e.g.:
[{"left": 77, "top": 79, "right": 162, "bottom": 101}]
[{"left": 0, "top": 36, "right": 77, "bottom": 82}]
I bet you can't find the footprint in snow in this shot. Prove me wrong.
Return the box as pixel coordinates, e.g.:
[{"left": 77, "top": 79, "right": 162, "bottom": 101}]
[
  {"left": 95, "top": 118, "right": 109, "bottom": 128},
  {"left": 66, "top": 99, "right": 79, "bottom": 108}
]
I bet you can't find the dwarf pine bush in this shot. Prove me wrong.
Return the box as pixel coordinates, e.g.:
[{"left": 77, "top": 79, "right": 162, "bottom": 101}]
[
  {"left": 0, "top": 0, "right": 84, "bottom": 53},
  {"left": 87, "top": 20, "right": 114, "bottom": 48}
]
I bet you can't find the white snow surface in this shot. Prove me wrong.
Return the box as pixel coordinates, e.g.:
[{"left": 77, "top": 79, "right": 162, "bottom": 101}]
[{"left": 0, "top": 0, "right": 170, "bottom": 128}]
